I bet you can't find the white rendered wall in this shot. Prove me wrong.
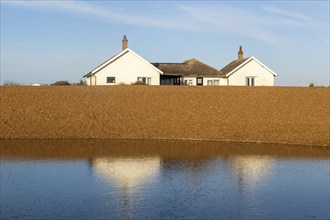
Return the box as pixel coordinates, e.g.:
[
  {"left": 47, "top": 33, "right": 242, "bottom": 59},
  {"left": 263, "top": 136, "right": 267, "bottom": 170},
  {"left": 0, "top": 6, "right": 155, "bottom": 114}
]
[
  {"left": 227, "top": 59, "right": 275, "bottom": 86},
  {"left": 219, "top": 78, "right": 228, "bottom": 86},
  {"left": 86, "top": 76, "right": 96, "bottom": 86},
  {"left": 182, "top": 77, "right": 197, "bottom": 86},
  {"left": 88, "top": 51, "right": 160, "bottom": 85},
  {"left": 86, "top": 78, "right": 91, "bottom": 85}
]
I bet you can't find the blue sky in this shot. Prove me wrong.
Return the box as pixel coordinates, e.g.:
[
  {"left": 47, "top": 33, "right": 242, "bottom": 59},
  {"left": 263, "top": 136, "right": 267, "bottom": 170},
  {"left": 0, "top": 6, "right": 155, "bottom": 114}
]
[{"left": 1, "top": 1, "right": 329, "bottom": 86}]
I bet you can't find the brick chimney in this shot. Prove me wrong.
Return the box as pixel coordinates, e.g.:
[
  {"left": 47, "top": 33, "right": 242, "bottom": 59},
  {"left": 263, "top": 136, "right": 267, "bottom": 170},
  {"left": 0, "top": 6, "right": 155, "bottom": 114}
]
[
  {"left": 122, "top": 35, "right": 128, "bottom": 50},
  {"left": 238, "top": 45, "right": 243, "bottom": 60}
]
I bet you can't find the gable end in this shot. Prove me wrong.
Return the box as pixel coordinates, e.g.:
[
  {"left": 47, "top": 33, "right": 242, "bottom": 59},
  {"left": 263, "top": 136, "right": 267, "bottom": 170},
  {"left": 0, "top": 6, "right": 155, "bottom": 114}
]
[
  {"left": 224, "top": 56, "right": 278, "bottom": 77},
  {"left": 84, "top": 48, "right": 163, "bottom": 78}
]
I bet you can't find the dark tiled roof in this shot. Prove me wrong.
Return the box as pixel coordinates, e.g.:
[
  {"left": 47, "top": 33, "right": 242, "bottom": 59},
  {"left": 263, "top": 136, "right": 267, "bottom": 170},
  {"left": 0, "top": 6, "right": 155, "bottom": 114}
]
[
  {"left": 220, "top": 57, "right": 250, "bottom": 76},
  {"left": 153, "top": 58, "right": 222, "bottom": 77}
]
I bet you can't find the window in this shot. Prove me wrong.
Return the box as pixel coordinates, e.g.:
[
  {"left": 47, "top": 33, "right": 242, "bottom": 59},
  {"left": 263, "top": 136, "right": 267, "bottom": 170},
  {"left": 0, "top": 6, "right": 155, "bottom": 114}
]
[
  {"left": 174, "top": 78, "right": 180, "bottom": 85},
  {"left": 207, "top": 80, "right": 213, "bottom": 86},
  {"left": 197, "top": 77, "right": 203, "bottom": 85},
  {"left": 137, "top": 77, "right": 144, "bottom": 83},
  {"left": 188, "top": 80, "right": 193, "bottom": 86},
  {"left": 107, "top": 77, "right": 115, "bottom": 83},
  {"left": 137, "top": 77, "right": 151, "bottom": 85},
  {"left": 206, "top": 80, "right": 219, "bottom": 86},
  {"left": 246, "top": 77, "right": 255, "bottom": 86},
  {"left": 184, "top": 80, "right": 188, "bottom": 85}
]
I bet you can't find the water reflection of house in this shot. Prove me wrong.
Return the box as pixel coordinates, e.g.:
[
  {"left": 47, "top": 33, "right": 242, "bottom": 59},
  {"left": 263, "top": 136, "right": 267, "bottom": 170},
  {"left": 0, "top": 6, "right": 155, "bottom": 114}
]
[
  {"left": 90, "top": 153, "right": 274, "bottom": 192},
  {"left": 93, "top": 157, "right": 160, "bottom": 195},
  {"left": 232, "top": 155, "right": 273, "bottom": 187}
]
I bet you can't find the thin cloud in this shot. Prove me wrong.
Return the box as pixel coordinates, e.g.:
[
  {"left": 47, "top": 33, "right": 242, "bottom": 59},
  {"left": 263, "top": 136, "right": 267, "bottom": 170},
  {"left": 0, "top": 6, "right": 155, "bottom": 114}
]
[
  {"left": 177, "top": 4, "right": 283, "bottom": 45},
  {"left": 2, "top": 0, "right": 193, "bottom": 31},
  {"left": 263, "top": 5, "right": 312, "bottom": 22},
  {"left": 262, "top": 5, "right": 328, "bottom": 30},
  {"left": 177, "top": 3, "right": 328, "bottom": 45},
  {"left": 3, "top": 1, "right": 328, "bottom": 45}
]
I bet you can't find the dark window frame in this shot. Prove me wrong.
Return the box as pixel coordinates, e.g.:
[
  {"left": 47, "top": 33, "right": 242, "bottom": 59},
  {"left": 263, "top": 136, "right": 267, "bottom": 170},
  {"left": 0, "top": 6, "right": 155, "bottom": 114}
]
[
  {"left": 197, "top": 77, "right": 203, "bottom": 85},
  {"left": 246, "top": 77, "right": 255, "bottom": 86},
  {"left": 107, "top": 77, "right": 116, "bottom": 83},
  {"left": 137, "top": 77, "right": 151, "bottom": 85}
]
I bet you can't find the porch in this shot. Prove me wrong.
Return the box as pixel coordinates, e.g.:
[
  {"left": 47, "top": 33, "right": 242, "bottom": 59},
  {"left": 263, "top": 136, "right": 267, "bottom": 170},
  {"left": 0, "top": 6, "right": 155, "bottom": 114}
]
[{"left": 160, "top": 74, "right": 182, "bottom": 85}]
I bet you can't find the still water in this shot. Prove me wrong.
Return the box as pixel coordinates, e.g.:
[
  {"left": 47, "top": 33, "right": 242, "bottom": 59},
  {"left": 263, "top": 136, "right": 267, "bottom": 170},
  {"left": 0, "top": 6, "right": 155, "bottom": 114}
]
[{"left": 1, "top": 140, "right": 329, "bottom": 219}]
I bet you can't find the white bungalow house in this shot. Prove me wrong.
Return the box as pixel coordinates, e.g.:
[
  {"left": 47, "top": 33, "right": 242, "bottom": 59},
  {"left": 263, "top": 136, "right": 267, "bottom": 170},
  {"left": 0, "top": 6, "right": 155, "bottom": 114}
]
[
  {"left": 84, "top": 36, "right": 278, "bottom": 86},
  {"left": 83, "top": 36, "right": 163, "bottom": 85}
]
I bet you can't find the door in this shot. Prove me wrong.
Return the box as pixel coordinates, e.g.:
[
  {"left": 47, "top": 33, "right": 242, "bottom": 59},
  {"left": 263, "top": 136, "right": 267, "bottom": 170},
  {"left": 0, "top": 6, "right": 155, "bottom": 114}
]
[{"left": 196, "top": 77, "right": 203, "bottom": 86}]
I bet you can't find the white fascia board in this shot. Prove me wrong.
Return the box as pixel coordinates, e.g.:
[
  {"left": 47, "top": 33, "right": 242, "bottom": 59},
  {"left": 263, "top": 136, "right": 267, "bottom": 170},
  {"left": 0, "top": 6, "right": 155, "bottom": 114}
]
[
  {"left": 128, "top": 49, "right": 164, "bottom": 75},
  {"left": 225, "top": 56, "right": 278, "bottom": 77},
  {"left": 225, "top": 57, "right": 253, "bottom": 77},
  {"left": 250, "top": 56, "right": 278, "bottom": 77},
  {"left": 83, "top": 72, "right": 92, "bottom": 78},
  {"left": 90, "top": 48, "right": 163, "bottom": 76},
  {"left": 91, "top": 49, "right": 130, "bottom": 75}
]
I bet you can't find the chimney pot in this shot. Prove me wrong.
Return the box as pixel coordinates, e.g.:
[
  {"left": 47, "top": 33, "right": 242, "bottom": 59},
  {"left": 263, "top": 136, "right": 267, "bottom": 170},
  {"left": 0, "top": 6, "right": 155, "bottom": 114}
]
[
  {"left": 122, "top": 35, "right": 128, "bottom": 50},
  {"left": 238, "top": 45, "right": 243, "bottom": 60}
]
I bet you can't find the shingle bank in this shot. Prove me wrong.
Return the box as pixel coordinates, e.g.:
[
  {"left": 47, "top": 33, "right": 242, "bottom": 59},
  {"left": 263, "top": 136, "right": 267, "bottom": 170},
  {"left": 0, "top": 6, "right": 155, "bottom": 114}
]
[{"left": 1, "top": 86, "right": 329, "bottom": 146}]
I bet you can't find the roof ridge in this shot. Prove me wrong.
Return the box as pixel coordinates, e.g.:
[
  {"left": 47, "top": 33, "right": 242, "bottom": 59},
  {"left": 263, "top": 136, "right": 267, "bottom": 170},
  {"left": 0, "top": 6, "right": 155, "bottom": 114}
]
[
  {"left": 183, "top": 58, "right": 197, "bottom": 64},
  {"left": 184, "top": 58, "right": 219, "bottom": 71}
]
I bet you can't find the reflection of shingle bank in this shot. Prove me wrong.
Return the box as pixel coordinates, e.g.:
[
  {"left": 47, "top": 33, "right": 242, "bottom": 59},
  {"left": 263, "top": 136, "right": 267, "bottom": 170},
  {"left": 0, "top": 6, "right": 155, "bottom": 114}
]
[
  {"left": 232, "top": 155, "right": 273, "bottom": 186},
  {"left": 93, "top": 157, "right": 160, "bottom": 192}
]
